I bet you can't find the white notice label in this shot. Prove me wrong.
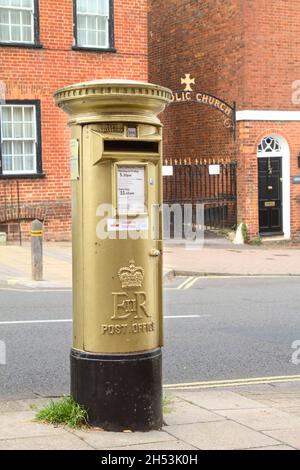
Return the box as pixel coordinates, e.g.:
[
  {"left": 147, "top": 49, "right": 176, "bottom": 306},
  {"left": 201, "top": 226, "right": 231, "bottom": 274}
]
[
  {"left": 107, "top": 218, "right": 149, "bottom": 232},
  {"left": 209, "top": 164, "right": 220, "bottom": 176},
  {"left": 70, "top": 139, "right": 79, "bottom": 180},
  {"left": 117, "top": 166, "right": 146, "bottom": 215},
  {"left": 163, "top": 166, "right": 173, "bottom": 176}
]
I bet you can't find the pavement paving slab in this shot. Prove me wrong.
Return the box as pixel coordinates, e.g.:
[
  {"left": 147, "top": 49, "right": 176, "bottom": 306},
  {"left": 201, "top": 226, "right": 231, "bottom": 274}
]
[
  {"left": 276, "top": 407, "right": 300, "bottom": 417},
  {"left": 71, "top": 429, "right": 177, "bottom": 450},
  {"left": 0, "top": 434, "right": 92, "bottom": 450},
  {"left": 216, "top": 407, "right": 300, "bottom": 431},
  {"left": 262, "top": 427, "right": 300, "bottom": 449},
  {"left": 164, "top": 397, "right": 223, "bottom": 426},
  {"left": 164, "top": 420, "right": 280, "bottom": 450},
  {"left": 238, "top": 392, "right": 300, "bottom": 409},
  {"left": 249, "top": 445, "right": 295, "bottom": 450},
  {"left": 164, "top": 241, "right": 300, "bottom": 276},
  {"left": 173, "top": 390, "right": 267, "bottom": 411},
  {"left": 0, "top": 411, "right": 70, "bottom": 440},
  {"left": 104, "top": 441, "right": 198, "bottom": 451},
  {"left": 0, "top": 398, "right": 57, "bottom": 413}
]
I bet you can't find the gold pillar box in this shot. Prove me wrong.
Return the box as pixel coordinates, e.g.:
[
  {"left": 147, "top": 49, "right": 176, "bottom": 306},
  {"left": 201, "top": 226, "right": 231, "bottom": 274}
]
[{"left": 55, "top": 80, "right": 171, "bottom": 431}]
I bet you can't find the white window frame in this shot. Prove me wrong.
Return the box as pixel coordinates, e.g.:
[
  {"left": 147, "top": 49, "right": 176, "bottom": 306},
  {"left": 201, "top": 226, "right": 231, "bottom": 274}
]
[
  {"left": 75, "top": 0, "right": 110, "bottom": 49},
  {"left": 257, "top": 136, "right": 282, "bottom": 156},
  {"left": 0, "top": 0, "right": 35, "bottom": 44},
  {"left": 0, "top": 104, "right": 38, "bottom": 175}
]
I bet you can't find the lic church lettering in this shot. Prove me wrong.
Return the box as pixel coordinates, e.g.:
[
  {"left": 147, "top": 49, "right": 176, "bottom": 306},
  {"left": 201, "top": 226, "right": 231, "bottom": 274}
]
[{"left": 171, "top": 74, "right": 236, "bottom": 137}]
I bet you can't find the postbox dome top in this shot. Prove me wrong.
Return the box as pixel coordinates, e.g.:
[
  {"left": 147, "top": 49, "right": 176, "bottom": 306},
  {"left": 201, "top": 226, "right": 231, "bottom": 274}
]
[{"left": 54, "top": 79, "right": 172, "bottom": 125}]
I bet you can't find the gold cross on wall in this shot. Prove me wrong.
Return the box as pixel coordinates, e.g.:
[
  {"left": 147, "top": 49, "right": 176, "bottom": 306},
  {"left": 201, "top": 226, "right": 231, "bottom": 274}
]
[{"left": 181, "top": 74, "right": 195, "bottom": 92}]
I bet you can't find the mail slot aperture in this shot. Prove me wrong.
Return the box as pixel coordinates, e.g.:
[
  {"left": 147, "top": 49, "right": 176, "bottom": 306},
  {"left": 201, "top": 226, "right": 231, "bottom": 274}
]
[{"left": 103, "top": 140, "right": 159, "bottom": 153}]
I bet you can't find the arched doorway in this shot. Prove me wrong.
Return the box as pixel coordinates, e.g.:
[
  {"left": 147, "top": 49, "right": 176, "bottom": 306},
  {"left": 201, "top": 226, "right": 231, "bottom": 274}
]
[{"left": 257, "top": 135, "right": 290, "bottom": 239}]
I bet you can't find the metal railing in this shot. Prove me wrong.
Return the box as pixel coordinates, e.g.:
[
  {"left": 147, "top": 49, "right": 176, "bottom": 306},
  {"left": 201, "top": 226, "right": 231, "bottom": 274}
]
[{"left": 163, "top": 161, "right": 237, "bottom": 230}]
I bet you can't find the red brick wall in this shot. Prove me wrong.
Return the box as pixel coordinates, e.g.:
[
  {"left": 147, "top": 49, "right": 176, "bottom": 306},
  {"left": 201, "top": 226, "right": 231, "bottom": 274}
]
[
  {"left": 235, "top": 0, "right": 300, "bottom": 240},
  {"left": 149, "top": 0, "right": 242, "bottom": 166},
  {"left": 241, "top": 0, "right": 300, "bottom": 109},
  {"left": 149, "top": 0, "right": 300, "bottom": 240},
  {"left": 0, "top": 0, "right": 148, "bottom": 241},
  {"left": 237, "top": 121, "right": 300, "bottom": 241}
]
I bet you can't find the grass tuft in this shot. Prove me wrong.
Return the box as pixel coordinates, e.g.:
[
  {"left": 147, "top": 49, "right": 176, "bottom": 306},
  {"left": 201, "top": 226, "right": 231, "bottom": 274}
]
[{"left": 36, "top": 396, "right": 88, "bottom": 429}]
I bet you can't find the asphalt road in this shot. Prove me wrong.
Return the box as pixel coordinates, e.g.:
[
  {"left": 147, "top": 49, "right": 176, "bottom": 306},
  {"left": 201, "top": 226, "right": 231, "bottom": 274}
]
[{"left": 0, "top": 277, "right": 300, "bottom": 399}]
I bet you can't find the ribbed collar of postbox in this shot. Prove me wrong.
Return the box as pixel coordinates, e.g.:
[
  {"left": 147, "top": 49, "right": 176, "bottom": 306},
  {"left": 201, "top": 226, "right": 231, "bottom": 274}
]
[{"left": 54, "top": 80, "right": 172, "bottom": 125}]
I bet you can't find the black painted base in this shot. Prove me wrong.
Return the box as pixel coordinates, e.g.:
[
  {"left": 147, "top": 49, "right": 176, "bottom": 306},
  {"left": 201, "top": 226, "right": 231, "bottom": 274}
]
[{"left": 70, "top": 348, "right": 163, "bottom": 431}]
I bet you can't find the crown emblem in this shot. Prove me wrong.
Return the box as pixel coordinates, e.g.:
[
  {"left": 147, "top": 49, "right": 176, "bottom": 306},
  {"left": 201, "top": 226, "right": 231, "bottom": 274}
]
[{"left": 118, "top": 260, "right": 144, "bottom": 289}]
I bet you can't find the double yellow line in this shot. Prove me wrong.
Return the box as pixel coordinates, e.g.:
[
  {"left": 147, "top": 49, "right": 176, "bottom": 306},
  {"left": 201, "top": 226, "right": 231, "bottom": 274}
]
[{"left": 164, "top": 374, "right": 300, "bottom": 390}]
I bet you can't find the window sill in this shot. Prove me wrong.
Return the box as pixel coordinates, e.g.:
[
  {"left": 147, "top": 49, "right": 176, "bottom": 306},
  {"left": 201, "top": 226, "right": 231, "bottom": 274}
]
[
  {"left": 72, "top": 45, "right": 117, "bottom": 54},
  {"left": 0, "top": 173, "right": 46, "bottom": 180},
  {"left": 0, "top": 42, "right": 43, "bottom": 50}
]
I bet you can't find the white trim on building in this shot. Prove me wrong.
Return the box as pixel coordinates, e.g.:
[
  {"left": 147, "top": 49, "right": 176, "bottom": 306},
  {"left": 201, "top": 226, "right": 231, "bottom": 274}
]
[{"left": 237, "top": 110, "right": 300, "bottom": 121}]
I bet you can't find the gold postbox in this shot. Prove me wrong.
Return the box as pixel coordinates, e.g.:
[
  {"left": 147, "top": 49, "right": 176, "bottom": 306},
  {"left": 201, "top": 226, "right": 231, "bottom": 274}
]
[{"left": 55, "top": 80, "right": 172, "bottom": 431}]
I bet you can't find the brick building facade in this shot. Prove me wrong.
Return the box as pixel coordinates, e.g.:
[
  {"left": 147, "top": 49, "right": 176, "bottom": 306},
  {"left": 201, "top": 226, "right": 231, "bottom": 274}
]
[
  {"left": 149, "top": 0, "right": 300, "bottom": 241},
  {"left": 0, "top": 0, "right": 148, "bottom": 241}
]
